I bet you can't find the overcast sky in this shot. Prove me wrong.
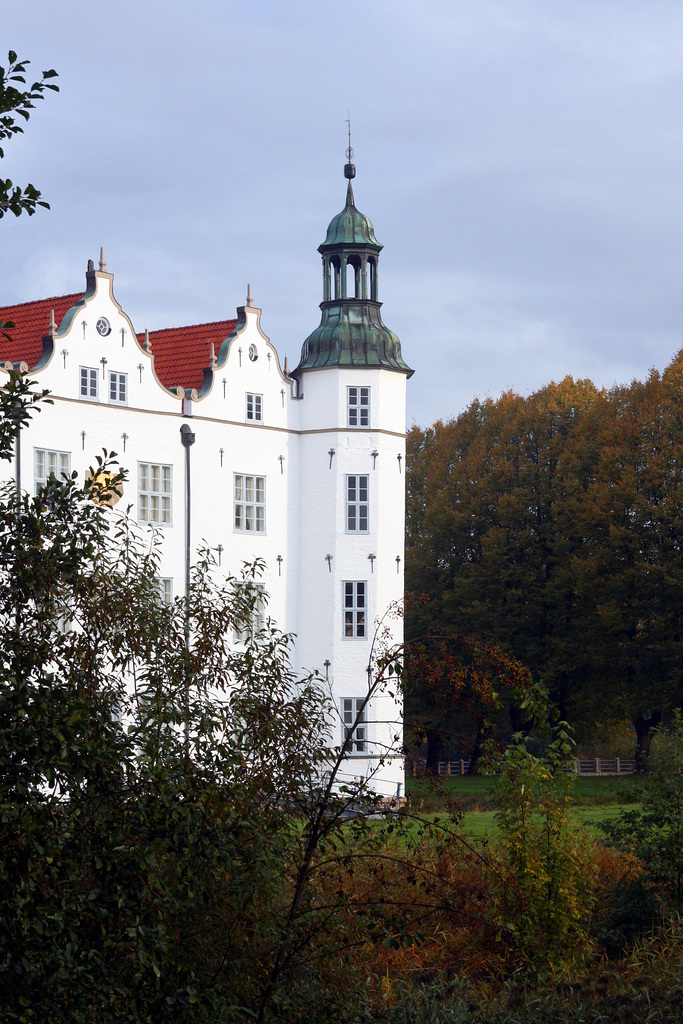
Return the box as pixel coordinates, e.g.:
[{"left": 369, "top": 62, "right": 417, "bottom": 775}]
[{"left": 3, "top": 1, "right": 683, "bottom": 427}]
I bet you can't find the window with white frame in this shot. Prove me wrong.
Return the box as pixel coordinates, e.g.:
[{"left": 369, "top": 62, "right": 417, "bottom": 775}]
[
  {"left": 234, "top": 583, "right": 265, "bottom": 642},
  {"left": 345, "top": 475, "right": 369, "bottom": 532},
  {"left": 341, "top": 697, "right": 367, "bottom": 753},
  {"left": 138, "top": 463, "right": 172, "bottom": 524},
  {"left": 234, "top": 474, "right": 265, "bottom": 533},
  {"left": 343, "top": 581, "right": 367, "bottom": 638},
  {"left": 347, "top": 386, "right": 370, "bottom": 427},
  {"left": 34, "top": 448, "right": 71, "bottom": 494},
  {"left": 108, "top": 371, "right": 127, "bottom": 405},
  {"left": 157, "top": 578, "right": 173, "bottom": 604},
  {"left": 246, "top": 393, "right": 263, "bottom": 422},
  {"left": 79, "top": 366, "right": 98, "bottom": 400}
]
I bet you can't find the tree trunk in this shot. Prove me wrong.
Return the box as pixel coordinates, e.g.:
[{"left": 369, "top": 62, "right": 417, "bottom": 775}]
[
  {"left": 557, "top": 670, "right": 569, "bottom": 725},
  {"left": 633, "top": 710, "right": 662, "bottom": 772},
  {"left": 467, "top": 719, "right": 484, "bottom": 775},
  {"left": 425, "top": 728, "right": 443, "bottom": 775},
  {"left": 509, "top": 704, "right": 532, "bottom": 737}
]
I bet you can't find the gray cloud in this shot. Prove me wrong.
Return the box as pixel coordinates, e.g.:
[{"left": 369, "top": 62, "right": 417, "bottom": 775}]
[{"left": 4, "top": 0, "right": 683, "bottom": 426}]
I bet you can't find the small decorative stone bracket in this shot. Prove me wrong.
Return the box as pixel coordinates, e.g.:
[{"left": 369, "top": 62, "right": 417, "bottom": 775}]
[
  {"left": 277, "top": 555, "right": 283, "bottom": 576},
  {"left": 328, "top": 448, "right": 335, "bottom": 469},
  {"left": 325, "top": 554, "right": 333, "bottom": 573},
  {"left": 368, "top": 553, "right": 376, "bottom": 573}
]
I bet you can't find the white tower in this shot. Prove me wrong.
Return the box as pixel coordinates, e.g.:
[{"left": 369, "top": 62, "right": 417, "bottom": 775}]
[{"left": 291, "top": 157, "right": 413, "bottom": 798}]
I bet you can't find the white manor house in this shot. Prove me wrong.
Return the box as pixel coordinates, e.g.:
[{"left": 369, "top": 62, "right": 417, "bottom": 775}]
[{"left": 0, "top": 164, "right": 413, "bottom": 798}]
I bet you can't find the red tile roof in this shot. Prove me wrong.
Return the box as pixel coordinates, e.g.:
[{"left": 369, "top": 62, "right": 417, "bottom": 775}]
[
  {"left": 0, "top": 293, "right": 237, "bottom": 392},
  {"left": 0, "top": 294, "right": 83, "bottom": 368},
  {"left": 137, "top": 320, "right": 237, "bottom": 392}
]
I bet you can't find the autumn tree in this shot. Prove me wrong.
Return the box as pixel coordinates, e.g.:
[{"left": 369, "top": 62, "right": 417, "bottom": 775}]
[
  {"left": 406, "top": 362, "right": 683, "bottom": 763},
  {"left": 403, "top": 624, "right": 541, "bottom": 773},
  {"left": 406, "top": 377, "right": 601, "bottom": 748},
  {"left": 569, "top": 360, "right": 683, "bottom": 762}
]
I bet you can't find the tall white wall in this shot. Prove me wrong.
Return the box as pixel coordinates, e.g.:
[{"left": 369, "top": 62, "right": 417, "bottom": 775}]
[
  {"left": 1, "top": 268, "right": 408, "bottom": 798},
  {"left": 295, "top": 366, "right": 406, "bottom": 796}
]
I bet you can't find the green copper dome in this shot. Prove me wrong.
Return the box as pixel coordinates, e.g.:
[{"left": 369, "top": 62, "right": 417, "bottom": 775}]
[
  {"left": 321, "top": 181, "right": 381, "bottom": 250},
  {"left": 296, "top": 302, "right": 410, "bottom": 373},
  {"left": 292, "top": 169, "right": 413, "bottom": 379}
]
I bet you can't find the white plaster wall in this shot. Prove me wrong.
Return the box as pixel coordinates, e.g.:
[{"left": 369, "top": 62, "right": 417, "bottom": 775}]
[
  {"left": 295, "top": 366, "right": 407, "bottom": 796},
  {"left": 0, "top": 272, "right": 408, "bottom": 799}
]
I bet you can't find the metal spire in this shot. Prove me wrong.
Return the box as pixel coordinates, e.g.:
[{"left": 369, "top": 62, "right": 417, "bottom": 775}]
[{"left": 344, "top": 112, "right": 356, "bottom": 181}]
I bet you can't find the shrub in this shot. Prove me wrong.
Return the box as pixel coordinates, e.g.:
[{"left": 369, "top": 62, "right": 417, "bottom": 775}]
[{"left": 603, "top": 710, "right": 683, "bottom": 907}]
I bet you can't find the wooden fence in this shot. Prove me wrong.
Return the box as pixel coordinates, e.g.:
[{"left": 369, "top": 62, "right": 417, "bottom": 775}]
[{"left": 407, "top": 757, "right": 638, "bottom": 777}]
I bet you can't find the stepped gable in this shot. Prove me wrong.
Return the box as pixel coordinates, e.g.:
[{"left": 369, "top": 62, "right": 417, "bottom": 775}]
[
  {"left": 137, "top": 320, "right": 237, "bottom": 392},
  {"left": 0, "top": 294, "right": 82, "bottom": 367},
  {"left": 0, "top": 292, "right": 237, "bottom": 393}
]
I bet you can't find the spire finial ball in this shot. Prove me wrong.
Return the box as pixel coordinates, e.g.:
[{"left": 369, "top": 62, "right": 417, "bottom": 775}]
[{"left": 344, "top": 162, "right": 356, "bottom": 180}]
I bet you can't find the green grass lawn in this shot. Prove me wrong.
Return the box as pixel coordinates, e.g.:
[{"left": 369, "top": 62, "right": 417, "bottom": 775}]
[
  {"left": 406, "top": 773, "right": 642, "bottom": 814},
  {"left": 454, "top": 802, "right": 636, "bottom": 839},
  {"left": 404, "top": 774, "right": 643, "bottom": 843}
]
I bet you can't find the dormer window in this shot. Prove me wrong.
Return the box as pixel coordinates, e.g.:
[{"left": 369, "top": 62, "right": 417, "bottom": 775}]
[{"left": 347, "top": 386, "right": 369, "bottom": 427}]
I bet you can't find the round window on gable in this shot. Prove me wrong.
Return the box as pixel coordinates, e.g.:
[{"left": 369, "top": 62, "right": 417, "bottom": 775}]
[
  {"left": 248, "top": 344, "right": 258, "bottom": 362},
  {"left": 96, "top": 317, "right": 111, "bottom": 337}
]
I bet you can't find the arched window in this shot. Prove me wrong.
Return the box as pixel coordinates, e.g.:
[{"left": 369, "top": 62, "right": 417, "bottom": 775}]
[
  {"left": 345, "top": 259, "right": 354, "bottom": 299},
  {"left": 347, "top": 254, "right": 362, "bottom": 298}
]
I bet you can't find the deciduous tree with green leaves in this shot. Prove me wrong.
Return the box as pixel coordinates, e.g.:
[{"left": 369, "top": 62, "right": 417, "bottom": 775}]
[
  {"left": 0, "top": 377, "right": 366, "bottom": 1021},
  {"left": 0, "top": 378, "right": 457, "bottom": 1022},
  {"left": 0, "top": 51, "right": 58, "bottom": 219}
]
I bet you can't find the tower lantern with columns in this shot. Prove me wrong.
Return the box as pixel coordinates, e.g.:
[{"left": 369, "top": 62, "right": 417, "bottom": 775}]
[{"left": 292, "top": 160, "right": 412, "bottom": 797}]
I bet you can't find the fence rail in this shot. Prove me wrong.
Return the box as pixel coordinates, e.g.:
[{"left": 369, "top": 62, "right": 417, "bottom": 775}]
[{"left": 407, "top": 757, "right": 638, "bottom": 777}]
